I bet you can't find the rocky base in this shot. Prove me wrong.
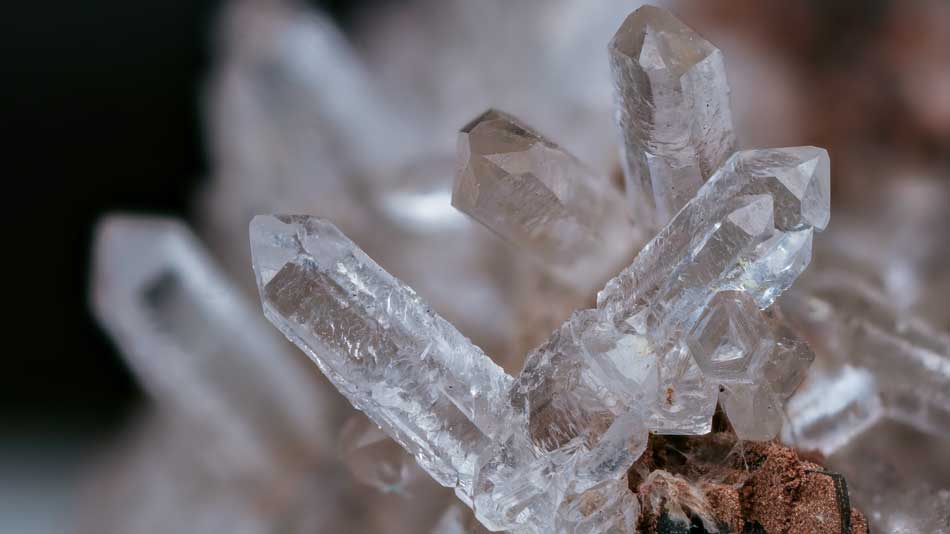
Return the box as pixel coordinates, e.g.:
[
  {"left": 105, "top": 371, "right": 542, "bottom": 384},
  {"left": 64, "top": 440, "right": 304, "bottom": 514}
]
[{"left": 629, "top": 412, "right": 868, "bottom": 534}]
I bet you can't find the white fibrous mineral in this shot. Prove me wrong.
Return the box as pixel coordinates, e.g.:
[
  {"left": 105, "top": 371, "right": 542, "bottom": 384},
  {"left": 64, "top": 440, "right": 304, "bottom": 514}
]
[{"left": 250, "top": 5, "right": 831, "bottom": 532}]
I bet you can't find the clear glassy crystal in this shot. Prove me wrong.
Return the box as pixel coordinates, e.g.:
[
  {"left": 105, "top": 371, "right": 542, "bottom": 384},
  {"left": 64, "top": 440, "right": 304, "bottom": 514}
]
[
  {"left": 474, "top": 147, "right": 826, "bottom": 530},
  {"left": 555, "top": 478, "right": 641, "bottom": 534},
  {"left": 609, "top": 5, "right": 737, "bottom": 229},
  {"left": 687, "top": 291, "right": 774, "bottom": 382},
  {"left": 453, "top": 109, "right": 637, "bottom": 292},
  {"left": 250, "top": 215, "right": 513, "bottom": 501}
]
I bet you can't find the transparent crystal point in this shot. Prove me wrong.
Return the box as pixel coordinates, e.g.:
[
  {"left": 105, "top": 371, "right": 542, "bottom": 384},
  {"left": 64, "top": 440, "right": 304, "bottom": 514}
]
[
  {"left": 91, "top": 215, "right": 337, "bottom": 476},
  {"left": 599, "top": 147, "right": 830, "bottom": 317},
  {"left": 782, "top": 364, "right": 883, "bottom": 455},
  {"left": 250, "top": 215, "right": 513, "bottom": 501},
  {"left": 453, "top": 109, "right": 637, "bottom": 292},
  {"left": 203, "top": 0, "right": 413, "bottom": 289},
  {"left": 609, "top": 5, "right": 737, "bottom": 229}
]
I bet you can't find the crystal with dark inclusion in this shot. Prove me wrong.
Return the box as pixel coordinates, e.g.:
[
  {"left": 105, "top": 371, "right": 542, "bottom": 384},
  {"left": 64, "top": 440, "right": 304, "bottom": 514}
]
[
  {"left": 250, "top": 215, "right": 513, "bottom": 503},
  {"left": 453, "top": 109, "right": 637, "bottom": 293},
  {"left": 609, "top": 5, "right": 737, "bottom": 229}
]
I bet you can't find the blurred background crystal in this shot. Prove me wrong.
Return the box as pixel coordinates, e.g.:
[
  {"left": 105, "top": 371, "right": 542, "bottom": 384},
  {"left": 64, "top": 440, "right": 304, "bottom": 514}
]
[{"left": 8, "top": 0, "right": 949, "bottom": 532}]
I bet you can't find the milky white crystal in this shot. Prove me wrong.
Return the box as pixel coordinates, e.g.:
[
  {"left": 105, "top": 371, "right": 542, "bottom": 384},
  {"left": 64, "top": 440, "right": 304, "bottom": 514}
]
[
  {"left": 250, "top": 215, "right": 513, "bottom": 502},
  {"left": 609, "top": 5, "right": 737, "bottom": 229}
]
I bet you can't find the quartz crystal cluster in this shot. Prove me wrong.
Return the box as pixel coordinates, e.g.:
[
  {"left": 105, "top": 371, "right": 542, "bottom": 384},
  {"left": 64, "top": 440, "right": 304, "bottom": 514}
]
[
  {"left": 250, "top": 6, "right": 830, "bottom": 532},
  {"left": 86, "top": 1, "right": 950, "bottom": 533}
]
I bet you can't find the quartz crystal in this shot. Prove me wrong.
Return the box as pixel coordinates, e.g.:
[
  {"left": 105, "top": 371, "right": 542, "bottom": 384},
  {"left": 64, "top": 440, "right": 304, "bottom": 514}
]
[
  {"left": 92, "top": 215, "right": 339, "bottom": 478},
  {"left": 555, "top": 479, "right": 641, "bottom": 533},
  {"left": 89, "top": 215, "right": 452, "bottom": 534},
  {"left": 87, "top": 3, "right": 900, "bottom": 533},
  {"left": 609, "top": 5, "right": 737, "bottom": 229},
  {"left": 204, "top": 1, "right": 519, "bottom": 361},
  {"left": 250, "top": 215, "right": 513, "bottom": 502},
  {"left": 454, "top": 109, "right": 637, "bottom": 292}
]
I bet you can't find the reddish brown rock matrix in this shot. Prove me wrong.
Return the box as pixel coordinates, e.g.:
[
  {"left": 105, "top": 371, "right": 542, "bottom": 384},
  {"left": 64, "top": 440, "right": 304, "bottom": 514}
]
[{"left": 627, "top": 414, "right": 867, "bottom": 533}]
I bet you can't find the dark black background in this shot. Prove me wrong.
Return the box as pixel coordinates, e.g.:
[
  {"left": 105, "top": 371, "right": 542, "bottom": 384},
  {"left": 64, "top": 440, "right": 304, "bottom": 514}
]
[{"left": 2, "top": 0, "right": 379, "bottom": 433}]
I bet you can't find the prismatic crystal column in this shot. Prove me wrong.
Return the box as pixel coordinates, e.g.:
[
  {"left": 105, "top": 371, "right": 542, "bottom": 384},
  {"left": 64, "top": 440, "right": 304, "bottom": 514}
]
[
  {"left": 609, "top": 6, "right": 737, "bottom": 229},
  {"left": 453, "top": 109, "right": 639, "bottom": 293},
  {"left": 250, "top": 215, "right": 513, "bottom": 504}
]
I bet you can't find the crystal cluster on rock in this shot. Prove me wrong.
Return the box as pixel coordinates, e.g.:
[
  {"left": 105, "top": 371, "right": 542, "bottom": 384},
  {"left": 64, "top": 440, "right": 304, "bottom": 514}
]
[
  {"left": 89, "top": 1, "right": 950, "bottom": 532},
  {"left": 249, "top": 5, "right": 832, "bottom": 533}
]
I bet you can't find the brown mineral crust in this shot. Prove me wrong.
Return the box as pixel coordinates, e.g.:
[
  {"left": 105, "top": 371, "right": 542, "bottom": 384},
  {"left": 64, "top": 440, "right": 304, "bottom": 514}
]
[
  {"left": 700, "top": 482, "right": 742, "bottom": 533},
  {"left": 787, "top": 468, "right": 868, "bottom": 534},
  {"left": 627, "top": 420, "right": 867, "bottom": 533},
  {"left": 743, "top": 442, "right": 803, "bottom": 532}
]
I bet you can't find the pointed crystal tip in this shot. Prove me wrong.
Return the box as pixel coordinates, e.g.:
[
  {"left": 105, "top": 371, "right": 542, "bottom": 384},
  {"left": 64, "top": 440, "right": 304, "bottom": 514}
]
[
  {"left": 734, "top": 146, "right": 831, "bottom": 232},
  {"left": 609, "top": 5, "right": 717, "bottom": 78},
  {"left": 453, "top": 108, "right": 631, "bottom": 285}
]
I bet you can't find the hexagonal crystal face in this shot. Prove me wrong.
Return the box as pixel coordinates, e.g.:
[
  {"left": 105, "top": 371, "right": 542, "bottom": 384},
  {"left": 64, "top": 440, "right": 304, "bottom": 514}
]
[{"left": 687, "top": 291, "right": 774, "bottom": 381}]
